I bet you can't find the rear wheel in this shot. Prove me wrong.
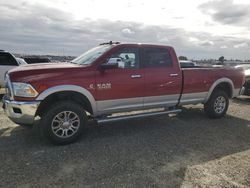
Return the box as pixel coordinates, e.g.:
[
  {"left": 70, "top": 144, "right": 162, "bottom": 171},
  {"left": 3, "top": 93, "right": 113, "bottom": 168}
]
[
  {"left": 39, "top": 101, "right": 87, "bottom": 144},
  {"left": 204, "top": 89, "right": 229, "bottom": 118}
]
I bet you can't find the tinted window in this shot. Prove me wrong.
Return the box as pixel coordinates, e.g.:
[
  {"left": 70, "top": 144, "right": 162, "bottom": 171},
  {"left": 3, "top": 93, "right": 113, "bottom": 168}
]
[
  {"left": 107, "top": 48, "right": 139, "bottom": 69},
  {"left": 0, "top": 53, "right": 18, "bottom": 66},
  {"left": 143, "top": 48, "right": 173, "bottom": 68},
  {"left": 23, "top": 57, "right": 50, "bottom": 64}
]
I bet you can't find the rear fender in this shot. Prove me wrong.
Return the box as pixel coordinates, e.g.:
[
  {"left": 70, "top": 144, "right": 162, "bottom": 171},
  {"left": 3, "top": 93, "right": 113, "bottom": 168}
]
[{"left": 204, "top": 78, "right": 234, "bottom": 103}]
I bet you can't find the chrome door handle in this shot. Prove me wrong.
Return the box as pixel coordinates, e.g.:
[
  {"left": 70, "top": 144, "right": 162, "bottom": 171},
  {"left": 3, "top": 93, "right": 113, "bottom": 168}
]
[
  {"left": 170, "top": 73, "right": 178, "bottom": 77},
  {"left": 131, "top": 74, "right": 141, "bottom": 78}
]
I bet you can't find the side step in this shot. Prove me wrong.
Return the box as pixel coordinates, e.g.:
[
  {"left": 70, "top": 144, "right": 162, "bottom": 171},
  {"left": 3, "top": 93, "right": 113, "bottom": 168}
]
[{"left": 96, "top": 109, "right": 182, "bottom": 124}]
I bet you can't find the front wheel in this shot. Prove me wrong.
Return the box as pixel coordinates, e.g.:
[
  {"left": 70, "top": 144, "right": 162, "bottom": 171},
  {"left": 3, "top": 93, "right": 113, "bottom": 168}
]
[
  {"left": 204, "top": 90, "right": 229, "bottom": 119},
  {"left": 39, "top": 101, "right": 87, "bottom": 145}
]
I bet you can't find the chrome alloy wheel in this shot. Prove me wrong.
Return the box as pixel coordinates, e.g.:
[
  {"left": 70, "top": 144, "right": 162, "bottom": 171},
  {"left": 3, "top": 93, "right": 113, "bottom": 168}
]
[
  {"left": 51, "top": 111, "right": 80, "bottom": 138},
  {"left": 214, "top": 96, "right": 226, "bottom": 114}
]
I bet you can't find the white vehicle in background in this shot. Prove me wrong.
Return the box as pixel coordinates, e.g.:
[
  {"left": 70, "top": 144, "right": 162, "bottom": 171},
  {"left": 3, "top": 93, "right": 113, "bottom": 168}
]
[
  {"left": 16, "top": 57, "right": 27, "bottom": 65},
  {"left": 235, "top": 64, "right": 250, "bottom": 95},
  {"left": 107, "top": 57, "right": 125, "bottom": 68},
  {"left": 179, "top": 60, "right": 197, "bottom": 68},
  {"left": 235, "top": 64, "right": 250, "bottom": 70},
  {"left": 0, "top": 50, "right": 27, "bottom": 88}
]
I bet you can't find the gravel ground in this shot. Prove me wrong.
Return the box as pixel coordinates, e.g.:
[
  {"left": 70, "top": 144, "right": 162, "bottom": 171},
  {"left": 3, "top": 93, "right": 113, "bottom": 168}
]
[{"left": 0, "top": 96, "right": 250, "bottom": 188}]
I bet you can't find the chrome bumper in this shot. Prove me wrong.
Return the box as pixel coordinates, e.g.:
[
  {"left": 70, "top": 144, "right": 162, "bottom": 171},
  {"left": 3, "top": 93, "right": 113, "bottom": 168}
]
[{"left": 2, "top": 96, "right": 40, "bottom": 125}]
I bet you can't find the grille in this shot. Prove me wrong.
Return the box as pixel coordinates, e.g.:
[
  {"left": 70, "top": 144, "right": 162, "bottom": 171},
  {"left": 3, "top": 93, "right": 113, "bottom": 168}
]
[
  {"left": 5, "top": 85, "right": 11, "bottom": 98},
  {"left": 4, "top": 74, "right": 13, "bottom": 99}
]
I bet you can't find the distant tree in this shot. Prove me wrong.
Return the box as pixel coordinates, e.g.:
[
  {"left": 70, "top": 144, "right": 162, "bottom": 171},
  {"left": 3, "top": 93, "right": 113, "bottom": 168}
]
[
  {"left": 218, "top": 56, "right": 225, "bottom": 64},
  {"left": 179, "top": 56, "right": 188, "bottom": 60}
]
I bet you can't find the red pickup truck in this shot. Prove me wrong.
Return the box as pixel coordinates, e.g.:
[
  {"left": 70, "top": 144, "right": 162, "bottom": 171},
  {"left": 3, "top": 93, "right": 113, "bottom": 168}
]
[{"left": 3, "top": 42, "right": 245, "bottom": 144}]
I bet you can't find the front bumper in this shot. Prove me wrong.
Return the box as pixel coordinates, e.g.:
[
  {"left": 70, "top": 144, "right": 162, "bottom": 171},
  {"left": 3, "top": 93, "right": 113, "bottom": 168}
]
[{"left": 2, "top": 96, "right": 40, "bottom": 125}]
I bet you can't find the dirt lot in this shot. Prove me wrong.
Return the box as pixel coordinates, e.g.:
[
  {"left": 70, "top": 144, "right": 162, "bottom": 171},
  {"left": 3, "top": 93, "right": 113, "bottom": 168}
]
[{"left": 0, "top": 96, "right": 250, "bottom": 188}]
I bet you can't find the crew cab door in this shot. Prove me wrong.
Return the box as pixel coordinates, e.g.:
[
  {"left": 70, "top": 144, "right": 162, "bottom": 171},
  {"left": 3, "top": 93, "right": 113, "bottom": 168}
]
[
  {"left": 0, "top": 53, "right": 18, "bottom": 87},
  {"left": 142, "top": 47, "right": 182, "bottom": 108},
  {"left": 96, "top": 47, "right": 144, "bottom": 113}
]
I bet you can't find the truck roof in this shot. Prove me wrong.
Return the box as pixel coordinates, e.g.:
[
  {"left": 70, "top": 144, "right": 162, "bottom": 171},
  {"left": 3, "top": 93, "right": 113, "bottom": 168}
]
[{"left": 99, "top": 41, "right": 172, "bottom": 48}]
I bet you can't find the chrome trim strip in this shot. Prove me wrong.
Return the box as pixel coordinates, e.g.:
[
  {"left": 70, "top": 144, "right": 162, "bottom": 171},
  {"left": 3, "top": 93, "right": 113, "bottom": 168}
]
[{"left": 36, "top": 85, "right": 97, "bottom": 116}]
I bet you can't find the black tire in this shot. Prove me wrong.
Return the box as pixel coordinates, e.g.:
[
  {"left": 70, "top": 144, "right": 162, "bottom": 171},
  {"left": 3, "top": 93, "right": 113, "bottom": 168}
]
[
  {"left": 39, "top": 101, "right": 87, "bottom": 145},
  {"left": 204, "top": 89, "right": 229, "bottom": 119}
]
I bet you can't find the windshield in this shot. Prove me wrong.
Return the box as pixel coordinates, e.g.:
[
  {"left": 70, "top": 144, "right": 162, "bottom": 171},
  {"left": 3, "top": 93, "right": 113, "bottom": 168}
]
[{"left": 71, "top": 45, "right": 112, "bottom": 65}]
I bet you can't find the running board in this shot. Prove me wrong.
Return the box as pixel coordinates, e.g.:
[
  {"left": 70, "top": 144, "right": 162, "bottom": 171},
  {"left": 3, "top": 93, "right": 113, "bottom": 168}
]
[{"left": 96, "top": 109, "right": 182, "bottom": 124}]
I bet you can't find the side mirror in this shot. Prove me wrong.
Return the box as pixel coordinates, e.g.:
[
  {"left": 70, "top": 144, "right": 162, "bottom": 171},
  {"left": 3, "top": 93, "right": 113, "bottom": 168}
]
[{"left": 99, "top": 63, "right": 118, "bottom": 71}]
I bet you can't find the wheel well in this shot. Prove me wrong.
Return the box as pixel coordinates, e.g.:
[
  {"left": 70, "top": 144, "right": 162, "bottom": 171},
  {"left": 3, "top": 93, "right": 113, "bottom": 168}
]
[
  {"left": 36, "top": 91, "right": 93, "bottom": 116},
  {"left": 214, "top": 82, "right": 233, "bottom": 98}
]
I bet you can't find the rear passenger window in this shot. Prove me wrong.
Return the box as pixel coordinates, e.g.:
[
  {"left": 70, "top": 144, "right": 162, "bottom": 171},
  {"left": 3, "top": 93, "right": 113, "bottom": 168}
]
[
  {"left": 142, "top": 48, "right": 173, "bottom": 68},
  {"left": 0, "top": 53, "right": 18, "bottom": 66}
]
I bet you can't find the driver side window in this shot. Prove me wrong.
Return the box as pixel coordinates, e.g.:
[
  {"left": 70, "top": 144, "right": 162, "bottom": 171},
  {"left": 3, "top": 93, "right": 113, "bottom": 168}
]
[{"left": 106, "top": 47, "right": 139, "bottom": 69}]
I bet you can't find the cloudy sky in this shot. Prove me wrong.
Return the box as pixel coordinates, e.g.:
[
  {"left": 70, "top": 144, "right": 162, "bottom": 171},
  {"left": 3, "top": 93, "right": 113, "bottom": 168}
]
[{"left": 0, "top": 0, "right": 250, "bottom": 59}]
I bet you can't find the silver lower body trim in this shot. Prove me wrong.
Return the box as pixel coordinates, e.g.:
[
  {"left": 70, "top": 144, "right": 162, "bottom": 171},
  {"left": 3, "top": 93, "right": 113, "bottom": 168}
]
[
  {"left": 97, "top": 97, "right": 143, "bottom": 114},
  {"left": 143, "top": 94, "right": 179, "bottom": 107},
  {"left": 96, "top": 94, "right": 180, "bottom": 115},
  {"left": 2, "top": 96, "right": 40, "bottom": 125},
  {"left": 179, "top": 92, "right": 208, "bottom": 105}
]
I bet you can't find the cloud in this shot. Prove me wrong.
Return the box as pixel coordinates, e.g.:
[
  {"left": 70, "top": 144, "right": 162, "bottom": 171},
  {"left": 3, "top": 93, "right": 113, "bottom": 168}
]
[
  {"left": 188, "top": 37, "right": 214, "bottom": 46},
  {"left": 121, "top": 28, "right": 135, "bottom": 36},
  {"left": 234, "top": 42, "right": 249, "bottom": 48},
  {"left": 199, "top": 0, "right": 250, "bottom": 26},
  {"left": 0, "top": 1, "right": 250, "bottom": 59},
  {"left": 220, "top": 45, "right": 228, "bottom": 49},
  {"left": 200, "top": 41, "right": 214, "bottom": 46}
]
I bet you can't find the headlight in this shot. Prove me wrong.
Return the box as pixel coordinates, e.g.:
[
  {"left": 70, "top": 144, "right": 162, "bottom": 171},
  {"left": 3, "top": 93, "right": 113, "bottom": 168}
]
[{"left": 12, "top": 82, "right": 38, "bottom": 97}]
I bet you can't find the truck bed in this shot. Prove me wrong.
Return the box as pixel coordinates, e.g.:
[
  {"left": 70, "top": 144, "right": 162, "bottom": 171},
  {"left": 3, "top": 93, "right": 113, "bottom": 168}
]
[{"left": 179, "top": 67, "right": 243, "bottom": 105}]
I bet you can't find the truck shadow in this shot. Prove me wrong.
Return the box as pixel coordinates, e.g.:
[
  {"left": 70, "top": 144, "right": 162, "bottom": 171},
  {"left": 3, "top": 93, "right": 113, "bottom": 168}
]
[
  {"left": 233, "top": 95, "right": 250, "bottom": 105},
  {"left": 0, "top": 106, "right": 250, "bottom": 187},
  {"left": 0, "top": 94, "right": 4, "bottom": 101}
]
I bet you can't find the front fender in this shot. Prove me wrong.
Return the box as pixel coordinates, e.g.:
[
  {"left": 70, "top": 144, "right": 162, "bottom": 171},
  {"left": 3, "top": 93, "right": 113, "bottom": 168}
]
[{"left": 36, "top": 85, "right": 97, "bottom": 115}]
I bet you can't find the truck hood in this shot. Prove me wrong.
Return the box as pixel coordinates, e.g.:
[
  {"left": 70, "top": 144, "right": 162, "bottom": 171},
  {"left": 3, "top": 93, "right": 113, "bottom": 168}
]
[
  {"left": 7, "top": 62, "right": 91, "bottom": 83},
  {"left": 9, "top": 62, "right": 80, "bottom": 72}
]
